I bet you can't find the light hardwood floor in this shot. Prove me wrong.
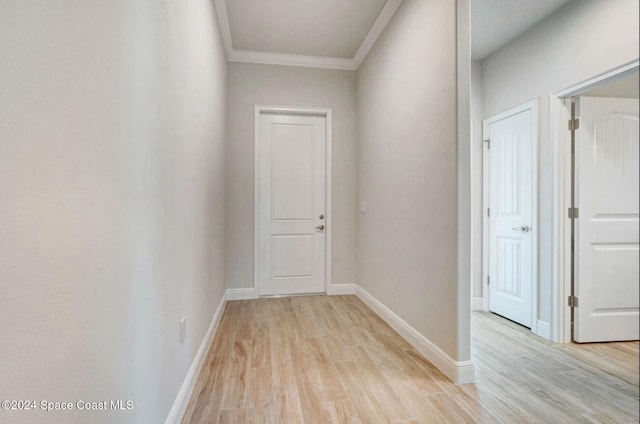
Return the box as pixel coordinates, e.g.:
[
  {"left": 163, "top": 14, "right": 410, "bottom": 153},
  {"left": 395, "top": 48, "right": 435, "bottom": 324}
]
[{"left": 182, "top": 295, "right": 639, "bottom": 423}]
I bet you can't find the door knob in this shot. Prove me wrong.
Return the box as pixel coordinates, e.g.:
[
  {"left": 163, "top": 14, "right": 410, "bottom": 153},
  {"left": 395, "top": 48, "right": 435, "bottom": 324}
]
[
  {"left": 512, "top": 225, "right": 530, "bottom": 233},
  {"left": 315, "top": 225, "right": 325, "bottom": 231}
]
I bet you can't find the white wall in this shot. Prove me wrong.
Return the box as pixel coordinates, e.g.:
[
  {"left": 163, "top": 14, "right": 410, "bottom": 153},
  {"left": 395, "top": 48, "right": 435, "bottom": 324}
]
[
  {"left": 225, "top": 63, "right": 358, "bottom": 290},
  {"left": 470, "top": 60, "right": 484, "bottom": 306},
  {"left": 481, "top": 0, "right": 639, "bottom": 327},
  {"left": 357, "top": 0, "right": 463, "bottom": 360},
  {"left": 0, "top": 1, "right": 227, "bottom": 423}
]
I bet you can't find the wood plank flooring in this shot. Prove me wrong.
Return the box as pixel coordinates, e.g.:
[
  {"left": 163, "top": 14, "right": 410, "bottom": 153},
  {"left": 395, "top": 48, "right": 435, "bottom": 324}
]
[
  {"left": 182, "top": 295, "right": 639, "bottom": 423},
  {"left": 470, "top": 311, "right": 638, "bottom": 424}
]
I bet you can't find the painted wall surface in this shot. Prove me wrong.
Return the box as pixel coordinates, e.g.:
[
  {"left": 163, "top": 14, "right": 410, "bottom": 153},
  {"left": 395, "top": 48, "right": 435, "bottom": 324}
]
[
  {"left": 0, "top": 1, "right": 227, "bottom": 423},
  {"left": 357, "top": 0, "right": 460, "bottom": 359},
  {"left": 482, "top": 0, "right": 639, "bottom": 326},
  {"left": 456, "top": 0, "right": 472, "bottom": 362},
  {"left": 225, "top": 63, "right": 358, "bottom": 290},
  {"left": 470, "top": 60, "right": 484, "bottom": 303}
]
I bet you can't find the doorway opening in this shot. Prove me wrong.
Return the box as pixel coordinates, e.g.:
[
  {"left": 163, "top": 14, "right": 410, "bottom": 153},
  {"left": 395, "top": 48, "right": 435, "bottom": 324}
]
[{"left": 552, "top": 65, "right": 639, "bottom": 343}]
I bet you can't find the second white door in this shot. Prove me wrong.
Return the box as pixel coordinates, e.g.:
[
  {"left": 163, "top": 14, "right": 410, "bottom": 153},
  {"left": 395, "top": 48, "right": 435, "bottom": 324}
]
[
  {"left": 486, "top": 103, "right": 536, "bottom": 328},
  {"left": 574, "top": 96, "right": 639, "bottom": 342},
  {"left": 258, "top": 112, "right": 327, "bottom": 296}
]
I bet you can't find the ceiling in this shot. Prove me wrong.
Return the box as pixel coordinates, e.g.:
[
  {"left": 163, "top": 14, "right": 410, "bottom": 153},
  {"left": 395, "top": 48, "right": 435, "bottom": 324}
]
[
  {"left": 471, "top": 0, "right": 571, "bottom": 60},
  {"left": 226, "top": 0, "right": 386, "bottom": 58},
  {"left": 214, "top": 0, "right": 574, "bottom": 69},
  {"left": 214, "top": 0, "right": 401, "bottom": 70},
  {"left": 583, "top": 72, "right": 640, "bottom": 99}
]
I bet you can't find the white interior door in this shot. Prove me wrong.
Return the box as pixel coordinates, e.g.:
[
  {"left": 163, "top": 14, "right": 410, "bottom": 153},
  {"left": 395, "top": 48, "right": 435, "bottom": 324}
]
[
  {"left": 258, "top": 112, "right": 326, "bottom": 296},
  {"left": 487, "top": 105, "right": 535, "bottom": 328},
  {"left": 574, "top": 96, "right": 639, "bottom": 342}
]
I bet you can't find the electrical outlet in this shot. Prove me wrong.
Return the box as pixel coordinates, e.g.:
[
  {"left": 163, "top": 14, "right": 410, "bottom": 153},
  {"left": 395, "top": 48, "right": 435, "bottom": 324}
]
[
  {"left": 359, "top": 201, "right": 367, "bottom": 214},
  {"left": 179, "top": 317, "right": 186, "bottom": 346}
]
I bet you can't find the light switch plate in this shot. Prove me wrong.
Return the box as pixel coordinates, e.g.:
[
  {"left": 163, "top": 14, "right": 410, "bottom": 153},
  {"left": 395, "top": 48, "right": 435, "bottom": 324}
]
[{"left": 179, "top": 317, "right": 186, "bottom": 345}]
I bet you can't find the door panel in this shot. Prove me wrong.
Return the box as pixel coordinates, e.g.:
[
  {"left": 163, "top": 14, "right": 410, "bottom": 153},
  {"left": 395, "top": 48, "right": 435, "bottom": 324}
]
[
  {"left": 272, "top": 124, "right": 314, "bottom": 220},
  {"left": 575, "top": 97, "right": 639, "bottom": 342},
  {"left": 272, "top": 235, "right": 314, "bottom": 278},
  {"left": 497, "top": 131, "right": 521, "bottom": 215},
  {"left": 488, "top": 106, "right": 535, "bottom": 328},
  {"left": 592, "top": 245, "right": 639, "bottom": 311},
  {"left": 497, "top": 237, "right": 523, "bottom": 298},
  {"left": 259, "top": 113, "right": 326, "bottom": 296},
  {"left": 592, "top": 114, "right": 639, "bottom": 215}
]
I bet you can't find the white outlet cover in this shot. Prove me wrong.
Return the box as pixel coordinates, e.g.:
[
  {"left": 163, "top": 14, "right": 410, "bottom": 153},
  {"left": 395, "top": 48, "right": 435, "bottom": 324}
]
[{"left": 359, "top": 201, "right": 367, "bottom": 214}]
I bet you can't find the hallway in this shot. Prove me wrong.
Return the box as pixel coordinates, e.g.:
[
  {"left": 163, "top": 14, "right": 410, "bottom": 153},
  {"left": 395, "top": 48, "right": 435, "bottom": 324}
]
[
  {"left": 2, "top": 2, "right": 638, "bottom": 423},
  {"left": 183, "top": 296, "right": 639, "bottom": 423}
]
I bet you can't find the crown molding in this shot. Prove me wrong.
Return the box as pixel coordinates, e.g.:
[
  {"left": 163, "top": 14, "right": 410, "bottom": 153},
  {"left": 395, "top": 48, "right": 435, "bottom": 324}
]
[
  {"left": 229, "top": 50, "right": 357, "bottom": 70},
  {"left": 213, "top": 0, "right": 403, "bottom": 71},
  {"left": 353, "top": 0, "right": 403, "bottom": 68},
  {"left": 214, "top": 0, "right": 233, "bottom": 57}
]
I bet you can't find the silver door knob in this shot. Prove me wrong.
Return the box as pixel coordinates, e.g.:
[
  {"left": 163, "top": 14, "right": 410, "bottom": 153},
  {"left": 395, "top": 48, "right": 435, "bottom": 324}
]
[
  {"left": 512, "top": 225, "right": 530, "bottom": 233},
  {"left": 315, "top": 225, "right": 325, "bottom": 231}
]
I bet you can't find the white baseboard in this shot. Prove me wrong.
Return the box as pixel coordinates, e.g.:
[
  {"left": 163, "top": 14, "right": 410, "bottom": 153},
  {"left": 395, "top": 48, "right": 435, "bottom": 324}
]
[
  {"left": 471, "top": 297, "right": 483, "bottom": 311},
  {"left": 534, "top": 319, "right": 551, "bottom": 340},
  {"left": 327, "top": 283, "right": 356, "bottom": 295},
  {"left": 355, "top": 285, "right": 475, "bottom": 384},
  {"left": 165, "top": 293, "right": 227, "bottom": 424},
  {"left": 225, "top": 288, "right": 256, "bottom": 300}
]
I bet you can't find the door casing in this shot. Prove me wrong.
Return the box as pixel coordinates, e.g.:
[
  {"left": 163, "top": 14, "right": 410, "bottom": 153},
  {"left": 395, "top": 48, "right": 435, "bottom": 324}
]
[
  {"left": 254, "top": 105, "right": 333, "bottom": 297},
  {"left": 482, "top": 99, "right": 539, "bottom": 333}
]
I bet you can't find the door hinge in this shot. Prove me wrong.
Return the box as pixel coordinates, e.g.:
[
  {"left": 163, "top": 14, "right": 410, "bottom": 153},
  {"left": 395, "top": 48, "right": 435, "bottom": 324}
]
[
  {"left": 487, "top": 208, "right": 490, "bottom": 217},
  {"left": 568, "top": 295, "right": 579, "bottom": 308},
  {"left": 484, "top": 139, "right": 490, "bottom": 149},
  {"left": 487, "top": 276, "right": 490, "bottom": 286},
  {"left": 568, "top": 207, "right": 579, "bottom": 219},
  {"left": 568, "top": 118, "right": 580, "bottom": 131}
]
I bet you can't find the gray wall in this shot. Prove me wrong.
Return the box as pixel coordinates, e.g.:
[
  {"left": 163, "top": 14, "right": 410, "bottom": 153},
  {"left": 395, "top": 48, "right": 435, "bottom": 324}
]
[
  {"left": 356, "top": 0, "right": 462, "bottom": 359},
  {"left": 481, "top": 0, "right": 639, "bottom": 326},
  {"left": 470, "top": 60, "right": 484, "bottom": 303},
  {"left": 0, "top": 1, "right": 227, "bottom": 423},
  {"left": 225, "top": 63, "right": 358, "bottom": 290}
]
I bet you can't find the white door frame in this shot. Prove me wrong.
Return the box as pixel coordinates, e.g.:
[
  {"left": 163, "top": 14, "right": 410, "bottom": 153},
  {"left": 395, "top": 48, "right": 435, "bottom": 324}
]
[
  {"left": 550, "top": 59, "right": 639, "bottom": 343},
  {"left": 482, "top": 99, "right": 539, "bottom": 333},
  {"left": 254, "top": 105, "right": 333, "bottom": 297}
]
